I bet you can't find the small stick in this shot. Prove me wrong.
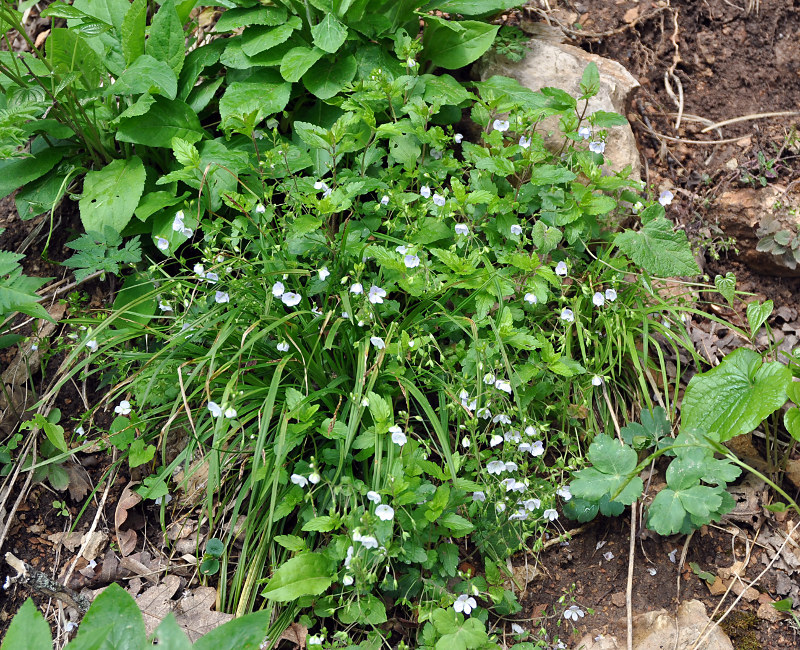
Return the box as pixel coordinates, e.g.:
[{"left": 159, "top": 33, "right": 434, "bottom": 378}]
[
  {"left": 699, "top": 111, "right": 800, "bottom": 133},
  {"left": 626, "top": 501, "right": 637, "bottom": 650},
  {"left": 5, "top": 552, "right": 90, "bottom": 613}
]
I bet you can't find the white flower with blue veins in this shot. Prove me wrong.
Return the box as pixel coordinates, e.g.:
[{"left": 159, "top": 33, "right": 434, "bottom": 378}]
[
  {"left": 319, "top": 267, "right": 330, "bottom": 281},
  {"left": 557, "top": 486, "right": 572, "bottom": 501},
  {"left": 380, "top": 195, "right": 389, "bottom": 205},
  {"left": 555, "top": 261, "right": 568, "bottom": 276},
  {"left": 493, "top": 119, "right": 510, "bottom": 132},
  {"left": 255, "top": 203, "right": 266, "bottom": 214},
  {"left": 359, "top": 535, "right": 379, "bottom": 549},
  {"left": 215, "top": 291, "right": 230, "bottom": 304},
  {"left": 519, "top": 135, "right": 531, "bottom": 148},
  {"left": 578, "top": 126, "right": 592, "bottom": 140},
  {"left": 85, "top": 338, "right": 99, "bottom": 352},
  {"left": 524, "top": 292, "right": 537, "bottom": 305},
  {"left": 281, "top": 292, "right": 301, "bottom": 306},
  {"left": 350, "top": 282, "right": 363, "bottom": 294},
  {"left": 272, "top": 281, "right": 284, "bottom": 297},
  {"left": 483, "top": 372, "right": 495, "bottom": 385},
  {"left": 205, "top": 272, "right": 218, "bottom": 284},
  {"left": 194, "top": 263, "right": 204, "bottom": 276},
  {"left": 560, "top": 308, "right": 574, "bottom": 323},
  {"left": 472, "top": 491, "right": 486, "bottom": 502},
  {"left": 370, "top": 336, "right": 385, "bottom": 349},
  {"left": 342, "top": 575, "right": 354, "bottom": 586},
  {"left": 368, "top": 285, "right": 386, "bottom": 304},
  {"left": 564, "top": 605, "right": 584, "bottom": 621},
  {"left": 277, "top": 341, "right": 289, "bottom": 352},
  {"left": 523, "top": 498, "right": 541, "bottom": 511},
  {"left": 367, "top": 491, "right": 381, "bottom": 504},
  {"left": 224, "top": 407, "right": 237, "bottom": 419},
  {"left": 375, "top": 504, "right": 394, "bottom": 521},
  {"left": 432, "top": 193, "right": 446, "bottom": 206},
  {"left": 605, "top": 288, "right": 617, "bottom": 302},
  {"left": 543, "top": 508, "right": 559, "bottom": 521},
  {"left": 115, "top": 400, "right": 131, "bottom": 415},
  {"left": 593, "top": 291, "right": 605, "bottom": 307},
  {"left": 156, "top": 237, "right": 169, "bottom": 251},
  {"left": 659, "top": 189, "right": 674, "bottom": 206},
  {"left": 496, "top": 502, "right": 506, "bottom": 513},
  {"left": 454, "top": 594, "right": 477, "bottom": 616},
  {"left": 454, "top": 133, "right": 463, "bottom": 144},
  {"left": 492, "top": 413, "right": 511, "bottom": 425},
  {"left": 510, "top": 224, "right": 522, "bottom": 235},
  {"left": 404, "top": 254, "right": 420, "bottom": 268},
  {"left": 389, "top": 425, "right": 407, "bottom": 446},
  {"left": 207, "top": 401, "right": 222, "bottom": 418},
  {"left": 420, "top": 185, "right": 431, "bottom": 198},
  {"left": 589, "top": 141, "right": 606, "bottom": 154},
  {"left": 487, "top": 460, "right": 506, "bottom": 475},
  {"left": 592, "top": 375, "right": 603, "bottom": 386},
  {"left": 490, "top": 434, "right": 503, "bottom": 447},
  {"left": 495, "top": 379, "right": 512, "bottom": 393},
  {"left": 455, "top": 223, "right": 469, "bottom": 235},
  {"left": 395, "top": 244, "right": 408, "bottom": 254}
]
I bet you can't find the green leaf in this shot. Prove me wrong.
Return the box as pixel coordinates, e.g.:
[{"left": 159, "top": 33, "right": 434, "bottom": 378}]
[
  {"left": 579, "top": 62, "right": 599, "bottom": 98},
  {"left": 746, "top": 300, "right": 773, "bottom": 337},
  {"left": 294, "top": 121, "right": 332, "bottom": 149},
  {"left": 219, "top": 72, "right": 291, "bottom": 133},
  {"left": 590, "top": 110, "right": 628, "bottom": 127},
  {"left": 2, "top": 599, "right": 52, "bottom": 650},
  {"left": 647, "top": 489, "right": 689, "bottom": 535},
  {"left": 422, "top": 19, "right": 499, "bottom": 70},
  {"left": 714, "top": 272, "right": 736, "bottom": 305},
  {"left": 528, "top": 164, "right": 577, "bottom": 185},
  {"left": 0, "top": 147, "right": 64, "bottom": 201},
  {"left": 70, "top": 583, "right": 146, "bottom": 650},
  {"left": 47, "top": 28, "right": 103, "bottom": 89},
  {"left": 338, "top": 595, "right": 387, "bottom": 626},
  {"left": 193, "top": 610, "right": 272, "bottom": 650},
  {"left": 146, "top": 0, "right": 184, "bottom": 75},
  {"left": 116, "top": 96, "right": 204, "bottom": 148},
  {"left": 241, "top": 18, "right": 300, "bottom": 57},
  {"left": 570, "top": 434, "right": 642, "bottom": 505},
  {"left": 302, "top": 515, "right": 339, "bottom": 532},
  {"left": 784, "top": 407, "right": 800, "bottom": 442},
  {"left": 149, "top": 615, "right": 192, "bottom": 650},
  {"left": 280, "top": 46, "right": 325, "bottom": 82},
  {"left": 79, "top": 157, "right": 146, "bottom": 235},
  {"left": 303, "top": 54, "right": 357, "bottom": 100},
  {"left": 113, "top": 272, "right": 156, "bottom": 328},
  {"left": 614, "top": 216, "right": 700, "bottom": 277},
  {"left": 205, "top": 538, "right": 224, "bottom": 557},
  {"left": 214, "top": 5, "right": 287, "bottom": 31},
  {"left": 428, "top": 0, "right": 519, "bottom": 15},
  {"left": 111, "top": 54, "right": 177, "bottom": 99},
  {"left": 439, "top": 512, "right": 474, "bottom": 537},
  {"left": 274, "top": 534, "right": 306, "bottom": 552},
  {"left": 260, "top": 553, "right": 333, "bottom": 602},
  {"left": 772, "top": 598, "right": 794, "bottom": 613},
  {"left": 128, "top": 438, "right": 156, "bottom": 467},
  {"left": 120, "top": 0, "right": 146, "bottom": 66},
  {"left": 682, "top": 348, "right": 791, "bottom": 442},
  {"left": 312, "top": 13, "right": 348, "bottom": 53}
]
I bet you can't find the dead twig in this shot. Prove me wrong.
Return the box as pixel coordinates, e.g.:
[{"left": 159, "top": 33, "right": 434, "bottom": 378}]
[
  {"left": 699, "top": 111, "right": 800, "bottom": 134},
  {"left": 5, "top": 552, "right": 90, "bottom": 613}
]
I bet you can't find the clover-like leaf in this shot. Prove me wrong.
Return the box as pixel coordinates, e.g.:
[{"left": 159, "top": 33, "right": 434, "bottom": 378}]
[
  {"left": 570, "top": 434, "right": 642, "bottom": 505},
  {"left": 647, "top": 488, "right": 688, "bottom": 535}
]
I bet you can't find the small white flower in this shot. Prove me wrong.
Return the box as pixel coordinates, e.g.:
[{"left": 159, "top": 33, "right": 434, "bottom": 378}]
[
  {"left": 454, "top": 133, "right": 463, "bottom": 144},
  {"left": 560, "top": 308, "right": 574, "bottom": 323},
  {"left": 380, "top": 195, "right": 389, "bottom": 205},
  {"left": 342, "top": 574, "right": 354, "bottom": 586},
  {"left": 519, "top": 135, "right": 531, "bottom": 149},
  {"left": 207, "top": 401, "right": 222, "bottom": 418},
  {"left": 505, "top": 429, "right": 521, "bottom": 444},
  {"left": 395, "top": 244, "right": 408, "bottom": 254},
  {"left": 511, "top": 623, "right": 525, "bottom": 635},
  {"left": 389, "top": 425, "right": 407, "bottom": 446},
  {"left": 668, "top": 549, "right": 678, "bottom": 563},
  {"left": 632, "top": 201, "right": 644, "bottom": 213},
  {"left": 277, "top": 341, "right": 290, "bottom": 352},
  {"left": 472, "top": 491, "right": 486, "bottom": 502},
  {"left": 367, "top": 491, "right": 381, "bottom": 504},
  {"left": 592, "top": 375, "right": 603, "bottom": 386},
  {"left": 420, "top": 185, "right": 431, "bottom": 198},
  {"left": 490, "top": 434, "right": 503, "bottom": 447},
  {"left": 578, "top": 126, "right": 592, "bottom": 140},
  {"left": 510, "top": 224, "right": 522, "bottom": 236},
  {"left": 555, "top": 261, "right": 568, "bottom": 276},
  {"left": 407, "top": 57, "right": 416, "bottom": 67},
  {"left": 370, "top": 336, "right": 385, "bottom": 349},
  {"left": 308, "top": 635, "right": 324, "bottom": 647},
  {"left": 375, "top": 504, "right": 394, "bottom": 521},
  {"left": 455, "top": 223, "right": 469, "bottom": 235},
  {"left": 404, "top": 254, "right": 420, "bottom": 268},
  {"left": 603, "top": 551, "right": 614, "bottom": 561},
  {"left": 483, "top": 372, "right": 495, "bottom": 385},
  {"left": 272, "top": 281, "right": 284, "bottom": 297},
  {"left": 593, "top": 291, "right": 605, "bottom": 307},
  {"left": 194, "top": 263, "right": 205, "bottom": 276},
  {"left": 318, "top": 267, "right": 330, "bottom": 281},
  {"left": 432, "top": 193, "right": 446, "bottom": 207},
  {"left": 495, "top": 379, "right": 512, "bottom": 394},
  {"left": 659, "top": 189, "right": 674, "bottom": 206},
  {"left": 282, "top": 292, "right": 301, "bottom": 306},
  {"left": 504, "top": 461, "right": 519, "bottom": 472},
  {"left": 556, "top": 486, "right": 572, "bottom": 501},
  {"left": 477, "top": 407, "right": 491, "bottom": 419},
  {"left": 172, "top": 211, "right": 186, "bottom": 232},
  {"left": 308, "top": 472, "right": 321, "bottom": 484},
  {"left": 524, "top": 292, "right": 537, "bottom": 305},
  {"left": 605, "top": 288, "right": 618, "bottom": 302},
  {"left": 487, "top": 460, "right": 506, "bottom": 475},
  {"left": 368, "top": 285, "right": 387, "bottom": 304},
  {"left": 76, "top": 426, "right": 85, "bottom": 436},
  {"left": 509, "top": 509, "right": 529, "bottom": 521},
  {"left": 254, "top": 203, "right": 266, "bottom": 214},
  {"left": 85, "top": 339, "right": 98, "bottom": 352},
  {"left": 454, "top": 594, "right": 477, "bottom": 615},
  {"left": 430, "top": 149, "right": 442, "bottom": 160},
  {"left": 543, "top": 508, "right": 559, "bottom": 521},
  {"left": 589, "top": 141, "right": 605, "bottom": 154},
  {"left": 648, "top": 567, "right": 657, "bottom": 576},
  {"left": 564, "top": 605, "right": 584, "bottom": 621},
  {"left": 224, "top": 407, "right": 237, "bottom": 419},
  {"left": 528, "top": 440, "right": 545, "bottom": 456},
  {"left": 524, "top": 425, "right": 536, "bottom": 436},
  {"left": 30, "top": 342, "right": 38, "bottom": 351},
  {"left": 350, "top": 283, "right": 363, "bottom": 294},
  {"left": 523, "top": 498, "right": 541, "bottom": 511},
  {"left": 359, "top": 535, "right": 379, "bottom": 549},
  {"left": 205, "top": 272, "right": 219, "bottom": 284},
  {"left": 493, "top": 119, "right": 510, "bottom": 132},
  {"left": 596, "top": 540, "right": 607, "bottom": 550},
  {"left": 314, "top": 180, "right": 328, "bottom": 191},
  {"left": 114, "top": 400, "right": 131, "bottom": 416},
  {"left": 493, "top": 413, "right": 511, "bottom": 425},
  {"left": 159, "top": 300, "right": 173, "bottom": 312},
  {"left": 156, "top": 237, "right": 169, "bottom": 251}
]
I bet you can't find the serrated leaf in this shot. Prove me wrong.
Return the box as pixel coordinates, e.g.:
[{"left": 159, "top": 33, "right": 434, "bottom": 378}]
[
  {"left": 614, "top": 216, "right": 700, "bottom": 277},
  {"left": 590, "top": 110, "right": 628, "bottom": 127},
  {"left": 121, "top": 0, "right": 146, "bottom": 66},
  {"left": 311, "top": 13, "right": 348, "bottom": 53},
  {"left": 241, "top": 19, "right": 300, "bottom": 57},
  {"left": 682, "top": 347, "right": 791, "bottom": 442},
  {"left": 146, "top": 0, "right": 184, "bottom": 74},
  {"left": 422, "top": 19, "right": 499, "bottom": 70},
  {"left": 116, "top": 96, "right": 204, "bottom": 148},
  {"left": 261, "top": 553, "right": 333, "bottom": 602},
  {"left": 274, "top": 534, "right": 306, "bottom": 552},
  {"left": 111, "top": 54, "right": 177, "bottom": 99},
  {"left": 529, "top": 164, "right": 577, "bottom": 185},
  {"left": 439, "top": 512, "right": 474, "bottom": 537},
  {"left": 570, "top": 434, "right": 642, "bottom": 505},
  {"left": 219, "top": 72, "right": 291, "bottom": 133},
  {"left": 579, "top": 62, "right": 599, "bottom": 98},
  {"left": 79, "top": 157, "right": 145, "bottom": 235},
  {"left": 302, "top": 515, "right": 338, "bottom": 532},
  {"left": 280, "top": 46, "right": 324, "bottom": 82},
  {"left": 0, "top": 147, "right": 64, "bottom": 201},
  {"left": 303, "top": 54, "right": 357, "bottom": 100},
  {"left": 214, "top": 5, "right": 287, "bottom": 31}
]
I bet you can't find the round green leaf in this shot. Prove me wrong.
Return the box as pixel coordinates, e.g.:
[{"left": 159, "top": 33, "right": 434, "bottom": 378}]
[
  {"left": 205, "top": 538, "right": 225, "bottom": 557},
  {"left": 302, "top": 54, "right": 357, "bottom": 100}
]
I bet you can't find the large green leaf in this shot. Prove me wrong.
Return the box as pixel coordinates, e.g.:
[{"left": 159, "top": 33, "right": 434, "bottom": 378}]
[
  {"left": 79, "top": 157, "right": 146, "bottom": 235},
  {"left": 280, "top": 46, "right": 325, "bottom": 83},
  {"left": 116, "top": 96, "right": 204, "bottom": 148},
  {"left": 260, "top": 553, "right": 333, "bottom": 602},
  {"left": 427, "top": 0, "right": 519, "bottom": 15},
  {"left": 682, "top": 348, "right": 791, "bottom": 442},
  {"left": 422, "top": 19, "right": 499, "bottom": 70},
  {"left": 120, "top": 0, "right": 145, "bottom": 66},
  {"left": 214, "top": 5, "right": 287, "bottom": 31},
  {"left": 219, "top": 71, "right": 291, "bottom": 132},
  {"left": 302, "top": 54, "right": 357, "bottom": 99},
  {"left": 240, "top": 18, "right": 300, "bottom": 57},
  {"left": 111, "top": 54, "right": 177, "bottom": 99},
  {"left": 0, "top": 147, "right": 64, "bottom": 200},
  {"left": 1, "top": 599, "right": 52, "bottom": 650},
  {"left": 47, "top": 27, "right": 103, "bottom": 88},
  {"left": 193, "top": 610, "right": 272, "bottom": 650},
  {"left": 69, "top": 583, "right": 146, "bottom": 650},
  {"left": 311, "top": 13, "right": 348, "bottom": 53},
  {"left": 570, "top": 434, "right": 642, "bottom": 505},
  {"left": 614, "top": 216, "right": 700, "bottom": 277},
  {"left": 145, "top": 0, "right": 184, "bottom": 74}
]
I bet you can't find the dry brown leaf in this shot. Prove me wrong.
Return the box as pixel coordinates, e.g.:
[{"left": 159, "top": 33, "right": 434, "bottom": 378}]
[
  {"left": 115, "top": 482, "right": 142, "bottom": 557},
  {"left": 279, "top": 622, "right": 308, "bottom": 647},
  {"left": 174, "top": 458, "right": 210, "bottom": 508},
  {"left": 48, "top": 532, "right": 84, "bottom": 552},
  {"left": 136, "top": 575, "right": 182, "bottom": 634},
  {"left": 80, "top": 531, "right": 109, "bottom": 562},
  {"left": 65, "top": 461, "right": 93, "bottom": 501}
]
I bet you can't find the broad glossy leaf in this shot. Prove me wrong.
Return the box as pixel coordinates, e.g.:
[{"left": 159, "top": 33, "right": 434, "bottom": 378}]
[
  {"left": 311, "top": 13, "right": 348, "bottom": 53},
  {"left": 146, "top": 0, "right": 184, "bottom": 74},
  {"left": 116, "top": 96, "right": 204, "bottom": 148},
  {"left": 303, "top": 54, "right": 357, "bottom": 100},
  {"left": 111, "top": 54, "right": 177, "bottom": 99},
  {"left": 70, "top": 583, "right": 146, "bottom": 650},
  {"left": 149, "top": 615, "right": 191, "bottom": 650},
  {"left": 241, "top": 18, "right": 300, "bottom": 57},
  {"left": 422, "top": 19, "right": 499, "bottom": 70},
  {"left": 214, "top": 5, "right": 287, "bottom": 31},
  {"left": 714, "top": 272, "right": 736, "bottom": 304},
  {"left": 427, "top": 0, "right": 519, "bottom": 14},
  {"left": 79, "top": 157, "right": 145, "bottom": 235},
  {"left": 120, "top": 0, "right": 145, "bottom": 66},
  {"left": 261, "top": 553, "right": 333, "bottom": 602},
  {"left": 785, "top": 407, "right": 800, "bottom": 442},
  {"left": 219, "top": 72, "right": 291, "bottom": 132},
  {"left": 193, "top": 609, "right": 272, "bottom": 650},
  {"left": 47, "top": 28, "right": 103, "bottom": 89},
  {"left": 746, "top": 300, "right": 773, "bottom": 337},
  {"left": 280, "top": 46, "right": 325, "bottom": 82},
  {"left": 0, "top": 147, "right": 64, "bottom": 201},
  {"left": 682, "top": 348, "right": 791, "bottom": 442},
  {"left": 679, "top": 485, "right": 722, "bottom": 519},
  {"left": 614, "top": 216, "right": 700, "bottom": 277},
  {"left": 2, "top": 599, "right": 52, "bottom": 650}
]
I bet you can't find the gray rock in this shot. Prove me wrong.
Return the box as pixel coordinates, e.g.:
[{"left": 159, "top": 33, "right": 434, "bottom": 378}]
[{"left": 478, "top": 39, "right": 642, "bottom": 181}]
